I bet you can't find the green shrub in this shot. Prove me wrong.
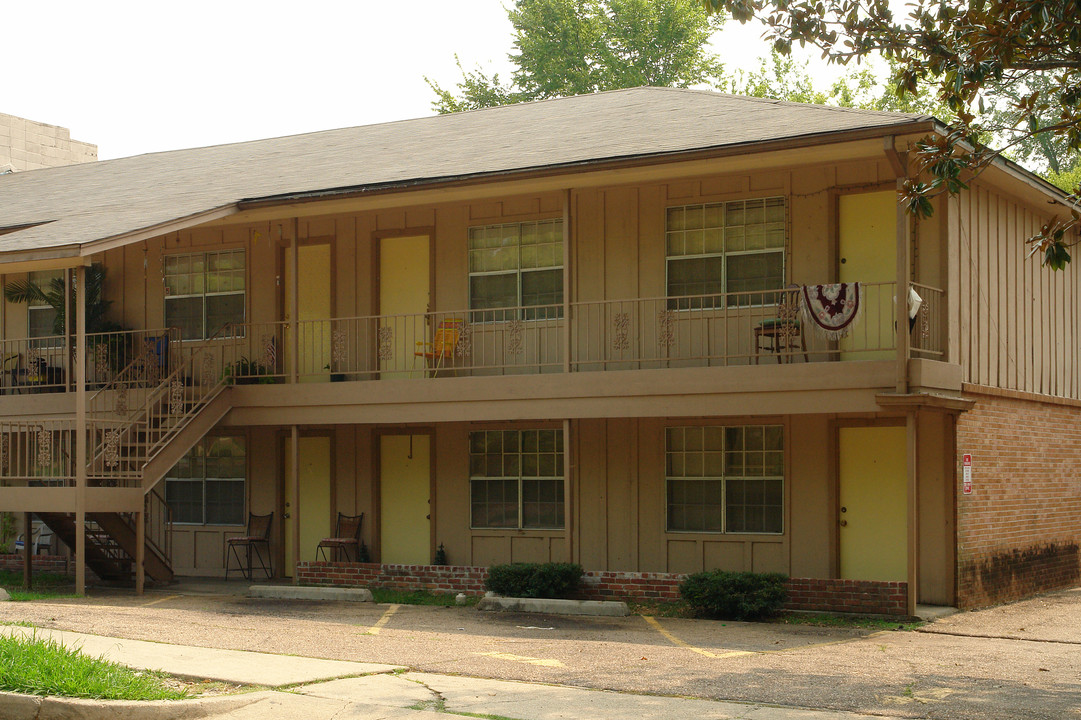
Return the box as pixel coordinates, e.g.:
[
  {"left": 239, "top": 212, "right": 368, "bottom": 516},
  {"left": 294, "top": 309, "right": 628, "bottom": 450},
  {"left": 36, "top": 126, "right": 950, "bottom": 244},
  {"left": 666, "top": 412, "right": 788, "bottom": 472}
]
[
  {"left": 679, "top": 570, "right": 789, "bottom": 620},
  {"left": 485, "top": 562, "right": 583, "bottom": 598}
]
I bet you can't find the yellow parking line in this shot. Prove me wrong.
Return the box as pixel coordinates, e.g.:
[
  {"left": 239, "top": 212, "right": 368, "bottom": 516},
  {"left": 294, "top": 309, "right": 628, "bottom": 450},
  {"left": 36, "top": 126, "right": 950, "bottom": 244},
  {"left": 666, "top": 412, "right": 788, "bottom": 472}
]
[
  {"left": 643, "top": 616, "right": 752, "bottom": 659},
  {"left": 475, "top": 651, "right": 565, "bottom": 668},
  {"left": 142, "top": 594, "right": 180, "bottom": 607},
  {"left": 366, "top": 604, "right": 400, "bottom": 635}
]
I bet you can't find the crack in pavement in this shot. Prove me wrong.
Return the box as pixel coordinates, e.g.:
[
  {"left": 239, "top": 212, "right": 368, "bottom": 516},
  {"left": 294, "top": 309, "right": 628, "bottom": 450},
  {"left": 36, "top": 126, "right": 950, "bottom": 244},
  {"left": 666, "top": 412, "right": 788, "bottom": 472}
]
[{"left": 917, "top": 628, "right": 1081, "bottom": 645}]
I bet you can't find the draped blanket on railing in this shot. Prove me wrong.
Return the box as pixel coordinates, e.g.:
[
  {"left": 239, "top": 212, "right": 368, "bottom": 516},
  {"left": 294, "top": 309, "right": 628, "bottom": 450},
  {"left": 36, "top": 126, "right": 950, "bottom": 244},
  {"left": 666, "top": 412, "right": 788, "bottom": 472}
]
[{"left": 800, "top": 283, "right": 863, "bottom": 340}]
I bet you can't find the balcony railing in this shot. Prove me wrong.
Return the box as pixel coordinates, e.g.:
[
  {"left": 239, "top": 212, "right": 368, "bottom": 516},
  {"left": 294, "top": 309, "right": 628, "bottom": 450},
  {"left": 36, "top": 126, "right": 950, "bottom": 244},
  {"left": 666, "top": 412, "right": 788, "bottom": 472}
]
[
  {"left": 218, "top": 281, "right": 942, "bottom": 381},
  {"left": 0, "top": 282, "right": 947, "bottom": 392}
]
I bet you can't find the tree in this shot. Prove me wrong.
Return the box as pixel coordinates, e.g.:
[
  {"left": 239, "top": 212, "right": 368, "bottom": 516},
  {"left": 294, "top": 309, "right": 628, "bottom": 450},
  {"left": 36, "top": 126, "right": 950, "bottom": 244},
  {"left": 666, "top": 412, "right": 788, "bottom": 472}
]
[
  {"left": 699, "top": 0, "right": 1081, "bottom": 268},
  {"left": 4, "top": 265, "right": 118, "bottom": 335},
  {"left": 427, "top": 0, "right": 725, "bottom": 114}
]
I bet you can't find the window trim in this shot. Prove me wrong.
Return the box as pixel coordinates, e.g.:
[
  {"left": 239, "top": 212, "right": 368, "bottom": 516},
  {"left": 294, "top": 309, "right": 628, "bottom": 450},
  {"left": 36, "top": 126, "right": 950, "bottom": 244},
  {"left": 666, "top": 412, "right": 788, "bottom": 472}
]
[
  {"left": 165, "top": 434, "right": 248, "bottom": 527},
  {"left": 664, "top": 424, "right": 785, "bottom": 536},
  {"left": 163, "top": 248, "right": 247, "bottom": 341},
  {"left": 468, "top": 429, "right": 565, "bottom": 531},
  {"left": 664, "top": 197, "right": 787, "bottom": 309},
  {"left": 467, "top": 219, "right": 564, "bottom": 320}
]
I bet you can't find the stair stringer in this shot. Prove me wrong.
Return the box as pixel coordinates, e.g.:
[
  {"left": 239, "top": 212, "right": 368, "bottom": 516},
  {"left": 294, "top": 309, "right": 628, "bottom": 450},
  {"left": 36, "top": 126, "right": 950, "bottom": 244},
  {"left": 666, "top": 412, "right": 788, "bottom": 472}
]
[{"left": 141, "top": 388, "right": 233, "bottom": 492}]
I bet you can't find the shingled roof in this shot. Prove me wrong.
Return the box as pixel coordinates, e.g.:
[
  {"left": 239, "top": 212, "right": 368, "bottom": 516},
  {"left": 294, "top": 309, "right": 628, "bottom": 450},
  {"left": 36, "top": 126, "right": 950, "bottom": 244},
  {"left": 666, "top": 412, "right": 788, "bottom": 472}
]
[{"left": 0, "top": 87, "right": 934, "bottom": 262}]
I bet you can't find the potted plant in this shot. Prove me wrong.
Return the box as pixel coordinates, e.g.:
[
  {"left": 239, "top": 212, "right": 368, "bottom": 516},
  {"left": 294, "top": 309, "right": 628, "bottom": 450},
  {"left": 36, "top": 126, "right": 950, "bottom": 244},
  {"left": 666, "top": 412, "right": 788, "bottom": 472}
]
[{"left": 222, "top": 357, "right": 276, "bottom": 385}]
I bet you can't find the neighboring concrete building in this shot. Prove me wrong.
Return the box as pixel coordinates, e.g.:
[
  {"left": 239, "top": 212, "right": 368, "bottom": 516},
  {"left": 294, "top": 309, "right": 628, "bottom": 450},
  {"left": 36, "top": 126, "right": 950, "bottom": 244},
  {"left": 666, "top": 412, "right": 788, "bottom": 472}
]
[
  {"left": 0, "top": 112, "right": 97, "bottom": 173},
  {"left": 0, "top": 88, "right": 1077, "bottom": 614}
]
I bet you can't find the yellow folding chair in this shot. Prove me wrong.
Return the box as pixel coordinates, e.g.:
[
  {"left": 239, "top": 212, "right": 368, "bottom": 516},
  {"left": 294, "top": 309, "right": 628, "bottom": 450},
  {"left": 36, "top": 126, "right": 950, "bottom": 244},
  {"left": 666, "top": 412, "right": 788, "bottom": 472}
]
[{"left": 414, "top": 318, "right": 463, "bottom": 375}]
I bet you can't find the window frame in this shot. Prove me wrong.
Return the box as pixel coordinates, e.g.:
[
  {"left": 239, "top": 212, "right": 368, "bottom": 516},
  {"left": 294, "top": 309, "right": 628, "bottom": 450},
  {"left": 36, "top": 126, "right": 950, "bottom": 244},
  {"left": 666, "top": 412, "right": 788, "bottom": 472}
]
[
  {"left": 165, "top": 434, "right": 247, "bottom": 527},
  {"left": 469, "top": 429, "right": 565, "bottom": 531},
  {"left": 665, "top": 197, "right": 787, "bottom": 309},
  {"left": 163, "top": 248, "right": 247, "bottom": 341},
  {"left": 467, "top": 219, "right": 564, "bottom": 321},
  {"left": 664, "top": 424, "right": 785, "bottom": 536},
  {"left": 26, "top": 269, "right": 63, "bottom": 346}
]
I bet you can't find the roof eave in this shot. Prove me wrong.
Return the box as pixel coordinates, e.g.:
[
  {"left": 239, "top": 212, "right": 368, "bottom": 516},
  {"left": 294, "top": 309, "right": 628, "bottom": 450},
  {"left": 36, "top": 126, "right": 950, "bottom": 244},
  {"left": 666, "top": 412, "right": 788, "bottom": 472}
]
[{"left": 238, "top": 119, "right": 940, "bottom": 210}]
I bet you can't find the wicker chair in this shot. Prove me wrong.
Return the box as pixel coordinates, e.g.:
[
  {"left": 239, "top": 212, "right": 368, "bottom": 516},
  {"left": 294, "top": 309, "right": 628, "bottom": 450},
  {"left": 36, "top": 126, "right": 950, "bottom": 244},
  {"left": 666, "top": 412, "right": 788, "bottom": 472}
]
[
  {"left": 316, "top": 512, "right": 364, "bottom": 563},
  {"left": 225, "top": 512, "right": 274, "bottom": 580}
]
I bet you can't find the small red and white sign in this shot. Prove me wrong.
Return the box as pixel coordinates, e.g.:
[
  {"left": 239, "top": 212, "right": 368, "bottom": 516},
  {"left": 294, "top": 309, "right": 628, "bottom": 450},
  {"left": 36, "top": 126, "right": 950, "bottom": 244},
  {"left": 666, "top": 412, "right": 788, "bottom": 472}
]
[{"left": 962, "top": 454, "right": 973, "bottom": 495}]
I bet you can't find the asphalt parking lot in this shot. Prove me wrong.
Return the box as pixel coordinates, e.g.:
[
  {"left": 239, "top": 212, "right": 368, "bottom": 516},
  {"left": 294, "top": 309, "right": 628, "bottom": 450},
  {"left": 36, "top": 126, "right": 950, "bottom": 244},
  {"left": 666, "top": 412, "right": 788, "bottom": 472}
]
[{"left": 1, "top": 582, "right": 1078, "bottom": 720}]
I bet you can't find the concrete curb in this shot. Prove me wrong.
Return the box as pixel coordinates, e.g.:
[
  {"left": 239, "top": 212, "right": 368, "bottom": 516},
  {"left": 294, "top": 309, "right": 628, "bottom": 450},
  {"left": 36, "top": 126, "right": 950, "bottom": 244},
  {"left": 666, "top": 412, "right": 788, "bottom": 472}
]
[
  {"left": 0, "top": 689, "right": 267, "bottom": 720},
  {"left": 249, "top": 585, "right": 374, "bottom": 602},
  {"left": 477, "top": 596, "right": 629, "bottom": 616}
]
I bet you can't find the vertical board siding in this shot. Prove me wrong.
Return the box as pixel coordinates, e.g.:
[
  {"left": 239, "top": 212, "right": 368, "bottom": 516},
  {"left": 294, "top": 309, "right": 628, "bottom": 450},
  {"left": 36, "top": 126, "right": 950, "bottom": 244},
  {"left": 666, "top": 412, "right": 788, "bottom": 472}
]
[{"left": 957, "top": 184, "right": 1079, "bottom": 399}]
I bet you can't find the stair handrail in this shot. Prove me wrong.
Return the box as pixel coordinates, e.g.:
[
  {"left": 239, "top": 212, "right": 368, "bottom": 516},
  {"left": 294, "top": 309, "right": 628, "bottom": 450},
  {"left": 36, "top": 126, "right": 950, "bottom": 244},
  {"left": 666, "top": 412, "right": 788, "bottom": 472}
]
[
  {"left": 86, "top": 324, "right": 232, "bottom": 485},
  {"left": 139, "top": 323, "right": 234, "bottom": 461},
  {"left": 88, "top": 328, "right": 180, "bottom": 414}
]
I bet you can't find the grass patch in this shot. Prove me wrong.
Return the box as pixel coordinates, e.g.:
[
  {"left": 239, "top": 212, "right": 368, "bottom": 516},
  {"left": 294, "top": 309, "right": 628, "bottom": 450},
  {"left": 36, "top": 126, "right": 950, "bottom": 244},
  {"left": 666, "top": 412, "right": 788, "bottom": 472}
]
[
  {"left": 0, "top": 569, "right": 79, "bottom": 602},
  {"left": 773, "top": 612, "right": 924, "bottom": 631},
  {"left": 370, "top": 588, "right": 478, "bottom": 607},
  {"left": 0, "top": 632, "right": 188, "bottom": 700}
]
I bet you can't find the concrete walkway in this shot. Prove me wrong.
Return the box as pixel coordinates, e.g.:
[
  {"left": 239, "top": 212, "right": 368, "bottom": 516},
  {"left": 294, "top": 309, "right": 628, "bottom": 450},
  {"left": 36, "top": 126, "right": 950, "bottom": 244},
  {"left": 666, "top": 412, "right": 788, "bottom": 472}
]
[{"left": 0, "top": 626, "right": 894, "bottom": 720}]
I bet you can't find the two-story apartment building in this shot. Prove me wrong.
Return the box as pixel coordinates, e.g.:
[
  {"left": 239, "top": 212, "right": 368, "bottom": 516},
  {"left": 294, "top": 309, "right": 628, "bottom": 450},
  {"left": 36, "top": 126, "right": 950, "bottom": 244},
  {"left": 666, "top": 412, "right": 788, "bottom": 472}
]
[{"left": 1, "top": 88, "right": 1077, "bottom": 615}]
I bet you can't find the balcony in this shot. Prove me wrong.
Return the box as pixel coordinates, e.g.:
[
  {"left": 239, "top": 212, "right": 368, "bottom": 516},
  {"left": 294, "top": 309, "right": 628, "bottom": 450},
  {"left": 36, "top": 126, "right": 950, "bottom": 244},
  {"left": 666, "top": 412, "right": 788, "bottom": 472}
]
[{"left": 218, "top": 281, "right": 944, "bottom": 381}]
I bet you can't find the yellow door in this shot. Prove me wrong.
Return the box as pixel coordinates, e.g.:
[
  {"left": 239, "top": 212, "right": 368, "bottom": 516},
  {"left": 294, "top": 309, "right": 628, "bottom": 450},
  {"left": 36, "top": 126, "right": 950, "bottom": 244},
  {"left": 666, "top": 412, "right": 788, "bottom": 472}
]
[
  {"left": 839, "top": 426, "right": 907, "bottom": 582},
  {"left": 380, "top": 434, "right": 431, "bottom": 564},
  {"left": 379, "top": 235, "right": 429, "bottom": 378},
  {"left": 839, "top": 191, "right": 896, "bottom": 359},
  {"left": 283, "top": 435, "right": 332, "bottom": 577},
  {"left": 284, "top": 243, "right": 332, "bottom": 381}
]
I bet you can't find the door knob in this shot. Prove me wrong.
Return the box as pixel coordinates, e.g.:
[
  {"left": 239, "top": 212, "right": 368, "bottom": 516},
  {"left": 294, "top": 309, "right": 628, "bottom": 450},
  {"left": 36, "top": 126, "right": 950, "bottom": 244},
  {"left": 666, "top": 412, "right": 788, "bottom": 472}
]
[
  {"left": 284, "top": 513, "right": 291, "bottom": 519},
  {"left": 839, "top": 519, "right": 847, "bottom": 527}
]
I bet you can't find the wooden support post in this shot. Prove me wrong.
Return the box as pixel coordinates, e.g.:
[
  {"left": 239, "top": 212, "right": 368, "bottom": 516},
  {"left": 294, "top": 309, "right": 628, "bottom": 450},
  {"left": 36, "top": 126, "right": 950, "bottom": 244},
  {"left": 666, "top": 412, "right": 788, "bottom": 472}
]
[
  {"left": 896, "top": 178, "right": 911, "bottom": 394},
  {"left": 64, "top": 269, "right": 71, "bottom": 391},
  {"left": 135, "top": 510, "right": 145, "bottom": 595},
  {"left": 906, "top": 409, "right": 920, "bottom": 617},
  {"left": 290, "top": 219, "right": 300, "bottom": 384},
  {"left": 562, "top": 189, "right": 572, "bottom": 373},
  {"left": 22, "top": 512, "right": 32, "bottom": 590},
  {"left": 563, "top": 419, "right": 574, "bottom": 564},
  {"left": 291, "top": 425, "right": 300, "bottom": 585},
  {"left": 75, "top": 264, "right": 87, "bottom": 596}
]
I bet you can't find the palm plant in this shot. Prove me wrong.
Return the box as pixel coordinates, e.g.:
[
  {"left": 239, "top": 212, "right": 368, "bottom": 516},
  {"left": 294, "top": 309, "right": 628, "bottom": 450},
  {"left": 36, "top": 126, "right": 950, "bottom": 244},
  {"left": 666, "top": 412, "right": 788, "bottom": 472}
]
[{"left": 3, "top": 265, "right": 119, "bottom": 334}]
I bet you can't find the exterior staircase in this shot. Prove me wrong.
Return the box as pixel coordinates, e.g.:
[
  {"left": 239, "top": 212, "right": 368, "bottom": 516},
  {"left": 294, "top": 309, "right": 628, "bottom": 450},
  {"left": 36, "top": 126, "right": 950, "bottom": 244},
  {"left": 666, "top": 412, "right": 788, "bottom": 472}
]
[{"left": 27, "top": 330, "right": 234, "bottom": 585}]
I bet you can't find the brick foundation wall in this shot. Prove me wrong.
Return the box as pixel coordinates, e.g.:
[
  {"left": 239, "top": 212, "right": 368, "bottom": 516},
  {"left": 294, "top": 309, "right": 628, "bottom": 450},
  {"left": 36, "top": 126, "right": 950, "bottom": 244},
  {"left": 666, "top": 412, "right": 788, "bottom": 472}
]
[
  {"left": 0, "top": 554, "right": 70, "bottom": 574},
  {"left": 297, "top": 562, "right": 909, "bottom": 616},
  {"left": 956, "top": 389, "right": 1081, "bottom": 608}
]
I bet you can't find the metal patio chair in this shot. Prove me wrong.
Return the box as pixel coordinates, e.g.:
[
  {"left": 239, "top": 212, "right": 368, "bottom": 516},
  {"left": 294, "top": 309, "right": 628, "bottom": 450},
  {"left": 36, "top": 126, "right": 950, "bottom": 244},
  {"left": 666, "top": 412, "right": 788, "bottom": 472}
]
[
  {"left": 225, "top": 512, "right": 274, "bottom": 580},
  {"left": 316, "top": 512, "right": 364, "bottom": 563}
]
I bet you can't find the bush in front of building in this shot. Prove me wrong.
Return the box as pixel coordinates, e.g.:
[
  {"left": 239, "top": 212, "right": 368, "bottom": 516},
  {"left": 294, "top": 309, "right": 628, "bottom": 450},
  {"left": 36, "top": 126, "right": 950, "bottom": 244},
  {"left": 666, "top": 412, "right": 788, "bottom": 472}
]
[
  {"left": 679, "top": 570, "right": 789, "bottom": 621},
  {"left": 485, "top": 562, "right": 584, "bottom": 598}
]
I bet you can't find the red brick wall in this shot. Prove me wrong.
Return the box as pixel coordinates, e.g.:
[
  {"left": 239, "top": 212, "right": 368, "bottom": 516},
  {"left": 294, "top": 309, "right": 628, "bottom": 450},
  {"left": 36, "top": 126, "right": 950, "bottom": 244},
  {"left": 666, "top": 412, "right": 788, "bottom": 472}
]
[
  {"left": 956, "top": 388, "right": 1081, "bottom": 608},
  {"left": 297, "top": 562, "right": 909, "bottom": 616},
  {"left": 0, "top": 554, "right": 70, "bottom": 574}
]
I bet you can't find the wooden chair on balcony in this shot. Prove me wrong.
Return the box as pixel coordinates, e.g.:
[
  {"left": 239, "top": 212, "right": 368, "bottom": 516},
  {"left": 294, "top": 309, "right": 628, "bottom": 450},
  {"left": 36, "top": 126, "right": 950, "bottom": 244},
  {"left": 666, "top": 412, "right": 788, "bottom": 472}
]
[
  {"left": 316, "top": 512, "right": 364, "bottom": 563},
  {"left": 414, "top": 318, "right": 463, "bottom": 375},
  {"left": 225, "top": 512, "right": 273, "bottom": 580},
  {"left": 754, "top": 287, "right": 809, "bottom": 364}
]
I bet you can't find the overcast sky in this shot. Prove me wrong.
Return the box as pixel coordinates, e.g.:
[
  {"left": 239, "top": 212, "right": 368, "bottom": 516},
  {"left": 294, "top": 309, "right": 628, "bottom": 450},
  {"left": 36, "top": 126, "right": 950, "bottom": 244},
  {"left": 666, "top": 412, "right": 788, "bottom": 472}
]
[{"left": 5, "top": 0, "right": 832, "bottom": 160}]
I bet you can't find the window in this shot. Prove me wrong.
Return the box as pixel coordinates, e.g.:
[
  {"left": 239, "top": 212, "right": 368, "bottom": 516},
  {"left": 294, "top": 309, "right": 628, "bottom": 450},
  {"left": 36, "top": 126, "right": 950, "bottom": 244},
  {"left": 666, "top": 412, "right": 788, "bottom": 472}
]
[
  {"left": 666, "top": 425, "right": 783, "bottom": 534},
  {"left": 164, "top": 250, "right": 245, "bottom": 340},
  {"left": 165, "top": 436, "right": 246, "bottom": 525},
  {"left": 666, "top": 197, "right": 785, "bottom": 308},
  {"left": 470, "top": 429, "right": 564, "bottom": 529},
  {"left": 27, "top": 269, "right": 63, "bottom": 342},
  {"left": 468, "top": 220, "right": 562, "bottom": 319}
]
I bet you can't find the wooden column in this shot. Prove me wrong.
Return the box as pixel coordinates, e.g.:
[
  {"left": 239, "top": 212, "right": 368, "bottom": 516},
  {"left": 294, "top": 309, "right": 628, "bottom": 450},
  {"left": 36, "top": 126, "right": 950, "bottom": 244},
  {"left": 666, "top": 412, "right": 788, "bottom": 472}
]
[
  {"left": 64, "top": 269, "right": 71, "bottom": 390},
  {"left": 290, "top": 425, "right": 300, "bottom": 585},
  {"left": 896, "top": 178, "right": 911, "bottom": 393},
  {"left": 562, "top": 189, "right": 572, "bottom": 373},
  {"left": 135, "top": 508, "right": 145, "bottom": 595},
  {"left": 22, "top": 512, "right": 32, "bottom": 589},
  {"left": 290, "top": 219, "right": 300, "bottom": 384},
  {"left": 563, "top": 419, "right": 574, "bottom": 564},
  {"left": 906, "top": 409, "right": 920, "bottom": 616},
  {"left": 75, "top": 264, "right": 87, "bottom": 596}
]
